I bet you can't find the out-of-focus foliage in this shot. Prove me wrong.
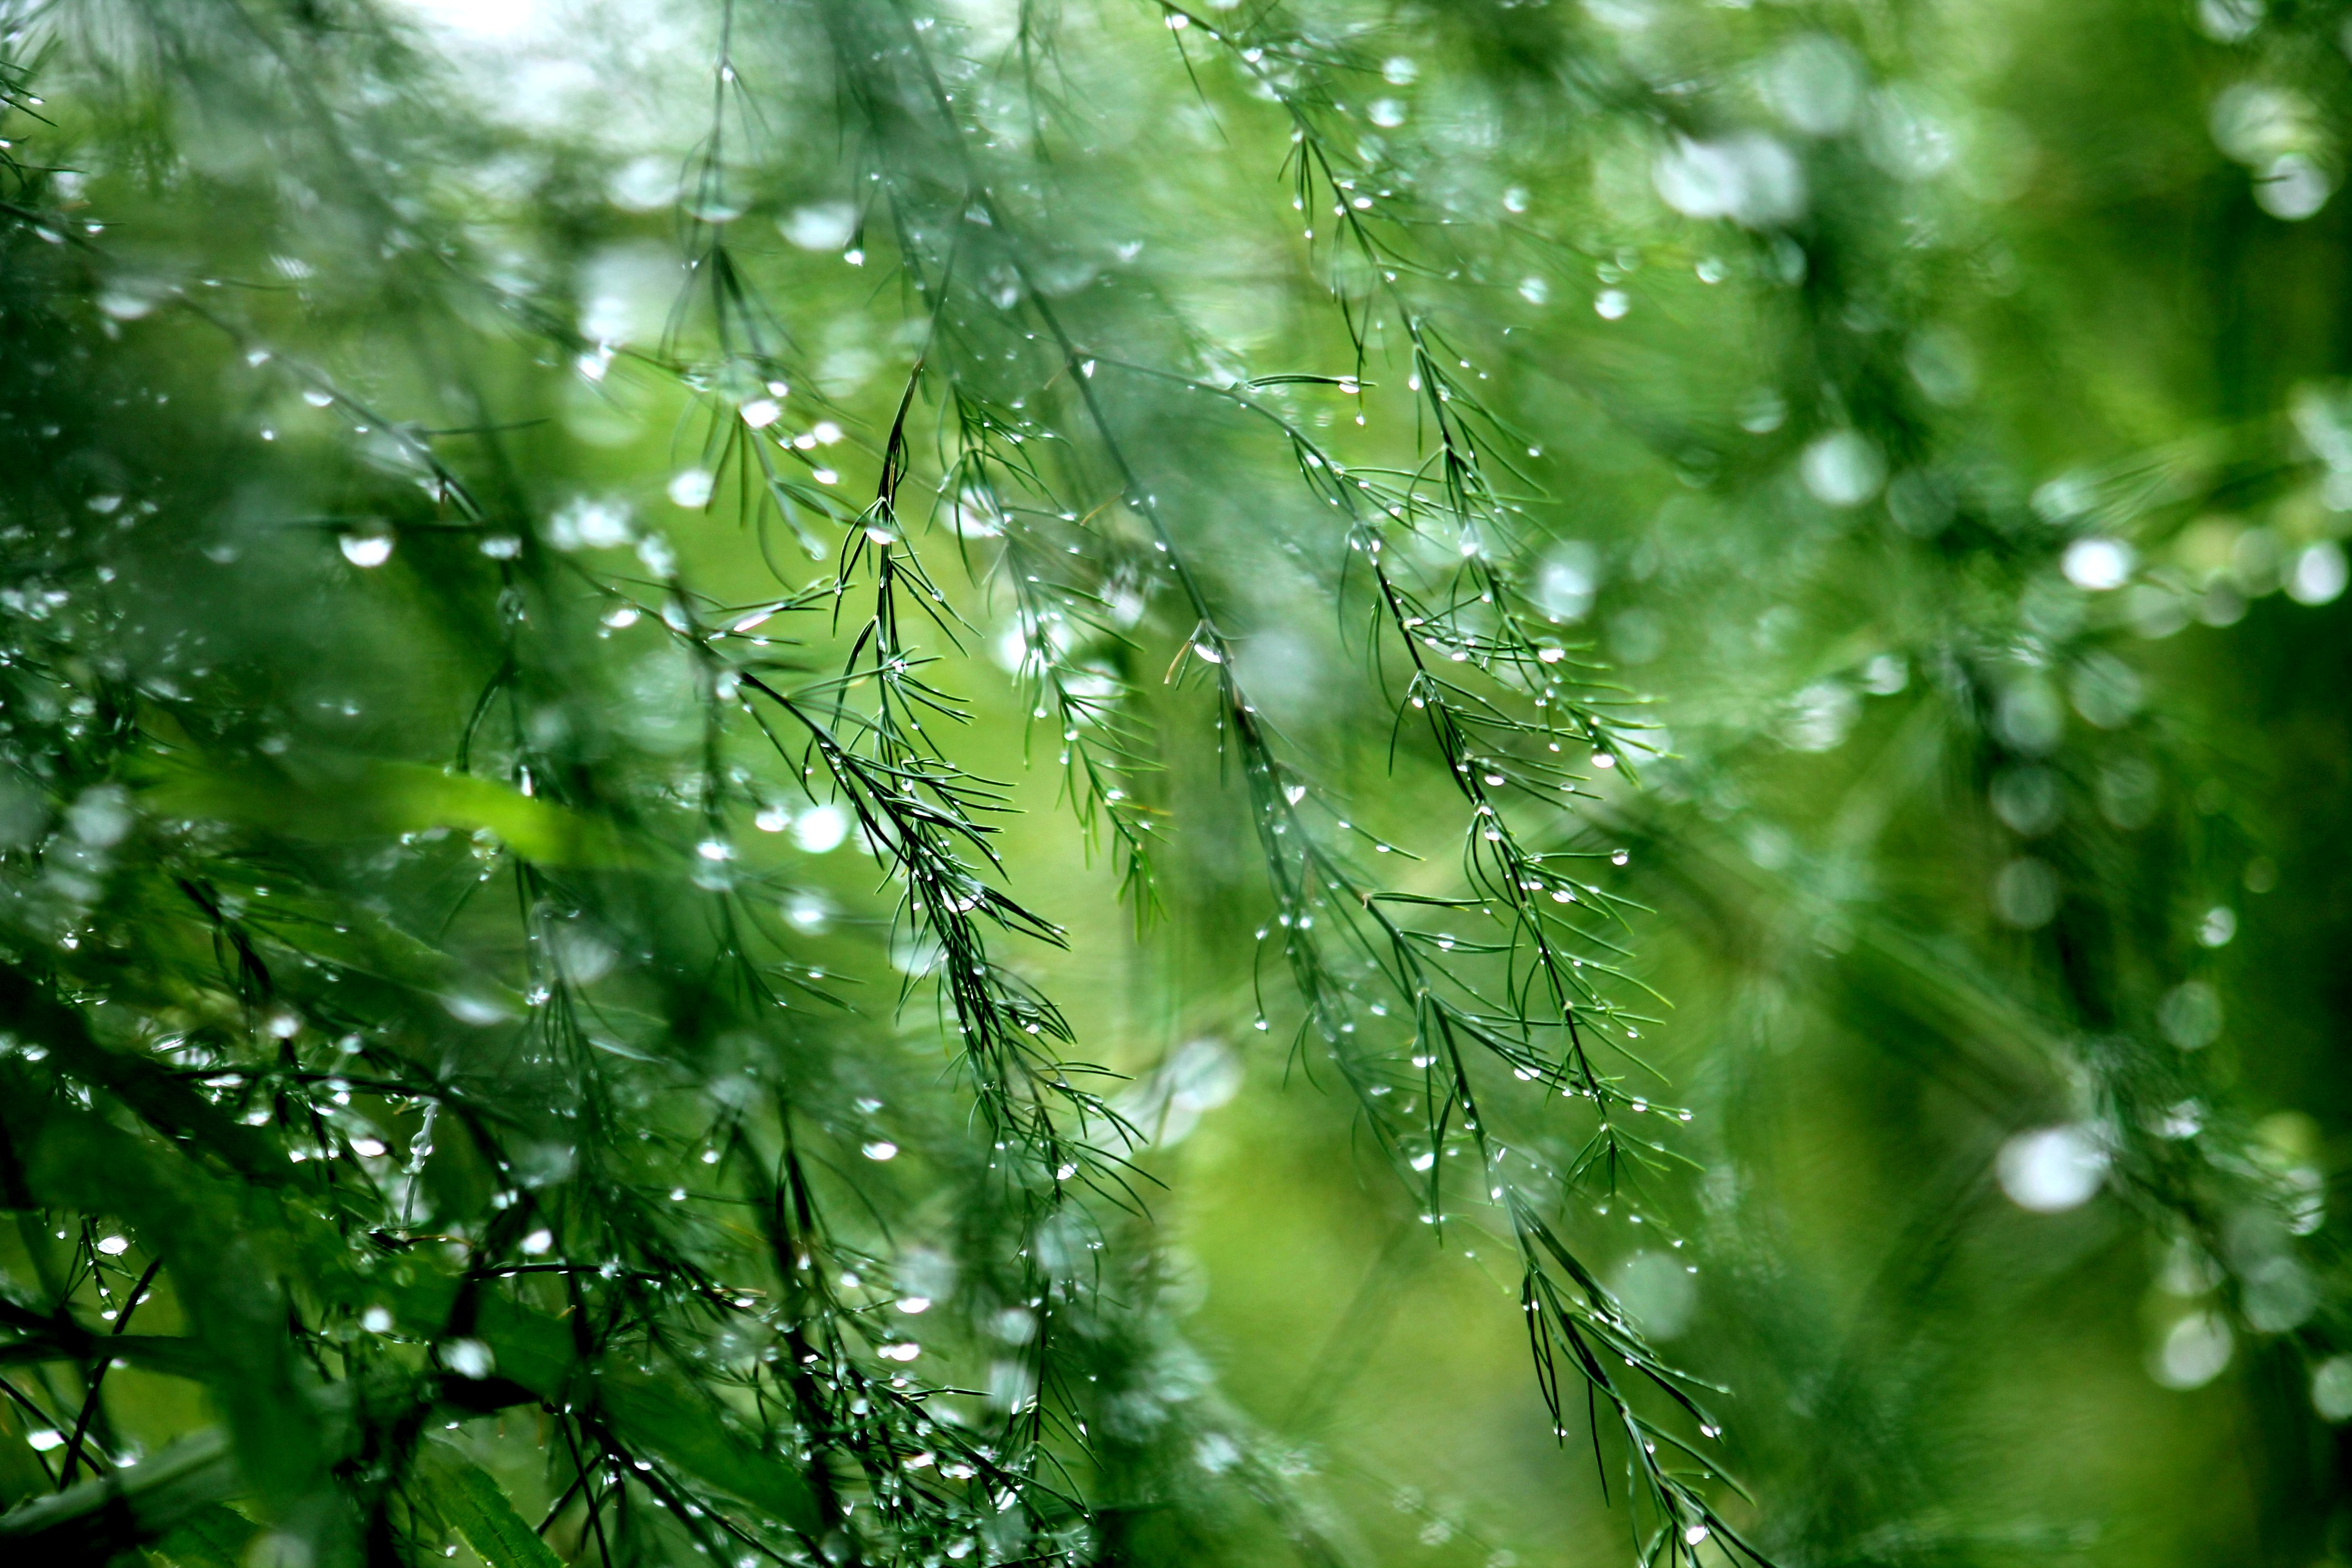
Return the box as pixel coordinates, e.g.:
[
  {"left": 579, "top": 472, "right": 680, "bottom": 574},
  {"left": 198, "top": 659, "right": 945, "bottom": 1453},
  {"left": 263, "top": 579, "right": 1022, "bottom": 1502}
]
[{"left": 2, "top": 0, "right": 2350, "bottom": 1565}]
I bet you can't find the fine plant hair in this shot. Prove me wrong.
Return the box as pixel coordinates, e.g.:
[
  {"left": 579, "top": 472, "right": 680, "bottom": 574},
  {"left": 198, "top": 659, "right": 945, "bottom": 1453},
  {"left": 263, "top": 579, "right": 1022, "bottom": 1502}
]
[{"left": 0, "top": 2, "right": 1746, "bottom": 1564}]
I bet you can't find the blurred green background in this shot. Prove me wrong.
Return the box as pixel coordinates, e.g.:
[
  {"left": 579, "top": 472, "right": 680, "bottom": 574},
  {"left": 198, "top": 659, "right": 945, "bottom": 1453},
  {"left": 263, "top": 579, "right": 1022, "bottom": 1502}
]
[{"left": 6, "top": 0, "right": 2352, "bottom": 1564}]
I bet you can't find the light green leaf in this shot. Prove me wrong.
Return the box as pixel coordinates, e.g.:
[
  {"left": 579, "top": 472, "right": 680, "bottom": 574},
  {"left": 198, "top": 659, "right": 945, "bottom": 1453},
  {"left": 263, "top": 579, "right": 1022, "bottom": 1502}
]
[{"left": 135, "top": 752, "right": 633, "bottom": 868}]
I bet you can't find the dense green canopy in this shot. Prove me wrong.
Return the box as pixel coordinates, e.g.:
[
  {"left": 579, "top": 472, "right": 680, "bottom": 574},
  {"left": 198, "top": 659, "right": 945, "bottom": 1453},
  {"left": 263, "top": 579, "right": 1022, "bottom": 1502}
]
[{"left": 1, "top": 0, "right": 2348, "bottom": 1564}]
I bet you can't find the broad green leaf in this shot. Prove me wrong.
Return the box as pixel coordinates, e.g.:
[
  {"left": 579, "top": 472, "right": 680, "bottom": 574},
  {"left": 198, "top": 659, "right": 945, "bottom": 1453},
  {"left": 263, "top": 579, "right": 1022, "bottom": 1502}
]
[
  {"left": 0, "top": 1432, "right": 238, "bottom": 1563},
  {"left": 151, "top": 1503, "right": 259, "bottom": 1568},
  {"left": 407, "top": 1291, "right": 821, "bottom": 1537},
  {"left": 420, "top": 1444, "right": 563, "bottom": 1568},
  {"left": 135, "top": 753, "right": 633, "bottom": 868}
]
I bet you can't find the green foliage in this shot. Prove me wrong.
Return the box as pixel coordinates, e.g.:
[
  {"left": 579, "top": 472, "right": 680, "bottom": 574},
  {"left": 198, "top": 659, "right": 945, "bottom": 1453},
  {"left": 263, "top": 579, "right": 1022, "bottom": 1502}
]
[
  {"left": 427, "top": 1445, "right": 569, "bottom": 1568},
  {"left": 1, "top": 0, "right": 2349, "bottom": 1565}
]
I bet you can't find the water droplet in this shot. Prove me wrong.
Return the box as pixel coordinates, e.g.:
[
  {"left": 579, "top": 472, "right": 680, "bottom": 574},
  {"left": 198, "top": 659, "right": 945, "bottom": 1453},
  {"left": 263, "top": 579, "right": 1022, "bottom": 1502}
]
[
  {"left": 1800, "top": 430, "right": 1886, "bottom": 507},
  {"left": 2062, "top": 536, "right": 2135, "bottom": 591},
  {"left": 1996, "top": 1125, "right": 2109, "bottom": 1212},
  {"left": 794, "top": 804, "right": 850, "bottom": 853},
  {"left": 340, "top": 533, "right": 394, "bottom": 568},
  {"left": 668, "top": 469, "right": 715, "bottom": 508},
  {"left": 438, "top": 1338, "right": 494, "bottom": 1378}
]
